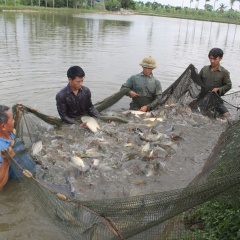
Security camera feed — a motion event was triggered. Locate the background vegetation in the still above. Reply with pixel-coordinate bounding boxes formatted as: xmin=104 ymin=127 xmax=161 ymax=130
xmin=1 ymin=0 xmax=240 ymax=24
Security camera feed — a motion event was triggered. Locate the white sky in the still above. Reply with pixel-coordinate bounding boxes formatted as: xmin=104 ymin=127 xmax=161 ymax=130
xmin=145 ymin=0 xmax=240 ymax=10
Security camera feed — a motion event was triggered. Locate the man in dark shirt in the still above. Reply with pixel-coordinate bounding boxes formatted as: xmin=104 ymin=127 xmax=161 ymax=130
xmin=56 ymin=66 xmax=100 ymax=126
xmin=198 ymin=48 xmax=232 ymax=117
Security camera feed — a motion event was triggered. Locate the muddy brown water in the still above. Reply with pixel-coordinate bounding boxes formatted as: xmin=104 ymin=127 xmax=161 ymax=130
xmin=0 ymin=11 xmax=240 ymax=239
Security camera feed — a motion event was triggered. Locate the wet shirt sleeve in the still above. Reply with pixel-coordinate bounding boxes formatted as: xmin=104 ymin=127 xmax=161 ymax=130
xmin=120 ymin=75 xmax=135 ymax=96
xmin=56 ymin=87 xmax=79 ymax=124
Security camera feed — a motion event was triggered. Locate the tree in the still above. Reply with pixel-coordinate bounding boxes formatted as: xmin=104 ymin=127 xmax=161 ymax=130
xmin=145 ymin=1 xmax=152 ymax=8
xmin=195 ymin=0 xmax=200 ymax=9
xmin=218 ymin=3 xmax=227 ymax=12
xmin=105 ymin=0 xmax=120 ymax=10
xmin=230 ymin=0 xmax=236 ymax=9
xmin=204 ymin=3 xmax=213 ymax=11
xmin=189 ymin=0 xmax=193 ymax=8
xmin=213 ymin=0 xmax=218 ymax=10
xmin=120 ymin=0 xmax=135 ymax=9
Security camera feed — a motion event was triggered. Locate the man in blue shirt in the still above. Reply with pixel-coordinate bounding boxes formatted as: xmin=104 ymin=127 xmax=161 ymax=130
xmin=0 ymin=105 xmax=36 ymax=190
xmin=0 ymin=105 xmax=15 ymax=189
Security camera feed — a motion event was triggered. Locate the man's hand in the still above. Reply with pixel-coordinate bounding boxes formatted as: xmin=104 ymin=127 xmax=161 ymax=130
xmin=80 ymin=122 xmax=88 ymax=128
xmin=212 ymin=88 xmax=219 ymax=93
xmin=7 ymin=147 xmax=15 ymax=158
xmin=129 ymin=91 xmax=139 ymax=98
xmin=140 ymin=106 xmax=148 ymax=112
xmin=14 ymin=103 xmax=24 ymax=129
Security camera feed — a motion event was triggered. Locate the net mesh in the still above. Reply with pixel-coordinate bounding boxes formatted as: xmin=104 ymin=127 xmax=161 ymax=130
xmin=2 ymin=64 xmax=240 ymax=240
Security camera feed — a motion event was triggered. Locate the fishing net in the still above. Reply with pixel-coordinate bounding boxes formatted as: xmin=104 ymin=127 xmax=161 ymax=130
xmin=2 ymin=64 xmax=240 ymax=240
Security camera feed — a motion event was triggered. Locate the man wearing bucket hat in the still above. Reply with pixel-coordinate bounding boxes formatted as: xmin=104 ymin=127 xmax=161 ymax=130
xmin=120 ymin=56 xmax=162 ymax=112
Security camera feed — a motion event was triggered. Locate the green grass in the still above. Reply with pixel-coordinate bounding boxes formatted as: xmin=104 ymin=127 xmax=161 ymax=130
xmin=1 ymin=5 xmax=240 ymax=25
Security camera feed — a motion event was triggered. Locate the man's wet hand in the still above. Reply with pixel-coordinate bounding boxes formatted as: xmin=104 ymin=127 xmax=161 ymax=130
xmin=129 ymin=91 xmax=139 ymax=98
xmin=212 ymin=88 xmax=219 ymax=93
xmin=80 ymin=122 xmax=88 ymax=128
xmin=140 ymin=106 xmax=148 ymax=112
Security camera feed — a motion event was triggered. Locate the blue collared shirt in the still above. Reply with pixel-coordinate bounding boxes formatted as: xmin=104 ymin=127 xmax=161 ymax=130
xmin=0 ymin=133 xmax=15 ymax=178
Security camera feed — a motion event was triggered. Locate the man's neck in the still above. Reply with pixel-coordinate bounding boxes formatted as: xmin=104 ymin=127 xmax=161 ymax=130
xmin=210 ymin=64 xmax=220 ymax=72
xmin=0 ymin=132 xmax=11 ymax=139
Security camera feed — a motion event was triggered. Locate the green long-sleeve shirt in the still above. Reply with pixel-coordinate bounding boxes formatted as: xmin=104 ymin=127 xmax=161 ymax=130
xmin=199 ymin=65 xmax=232 ymax=96
xmin=121 ymin=72 xmax=162 ymax=110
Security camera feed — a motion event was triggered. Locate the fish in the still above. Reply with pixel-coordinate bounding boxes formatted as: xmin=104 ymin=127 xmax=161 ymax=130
xmin=91 ymin=159 xmax=100 ymax=170
xmin=66 ymin=176 xmax=77 ymax=196
xmin=123 ymin=110 xmax=151 ymax=118
xmin=99 ymin=115 xmax=128 ymax=123
xmin=165 ymin=124 xmax=175 ymax=132
xmin=123 ymin=110 xmax=146 ymax=115
xmin=85 ymin=147 xmax=101 ymax=158
xmin=146 ymin=118 xmax=159 ymax=127
xmin=124 ymin=143 xmax=133 ymax=147
xmin=143 ymin=117 xmax=164 ymax=122
xmin=70 ymin=156 xmax=90 ymax=172
xmin=71 ymin=156 xmax=85 ymax=167
xmin=31 ymin=140 xmax=42 ymax=156
xmin=69 ymin=162 xmax=90 ymax=172
xmin=81 ymin=116 xmax=101 ymax=133
xmin=142 ymin=142 xmax=150 ymax=153
xmin=146 ymin=169 xmax=154 ymax=177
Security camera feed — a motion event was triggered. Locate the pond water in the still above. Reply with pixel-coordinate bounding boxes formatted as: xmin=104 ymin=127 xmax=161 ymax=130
xmin=0 ymin=11 xmax=240 ymax=239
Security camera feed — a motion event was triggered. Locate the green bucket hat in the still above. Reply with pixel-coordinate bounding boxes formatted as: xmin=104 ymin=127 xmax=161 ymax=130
xmin=139 ymin=56 xmax=157 ymax=69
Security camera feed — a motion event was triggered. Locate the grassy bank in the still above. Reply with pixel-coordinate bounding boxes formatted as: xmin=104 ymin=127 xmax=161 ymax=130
xmin=1 ymin=5 xmax=240 ymax=25
xmin=135 ymin=10 xmax=240 ymax=25
xmin=0 ymin=5 xmax=102 ymax=13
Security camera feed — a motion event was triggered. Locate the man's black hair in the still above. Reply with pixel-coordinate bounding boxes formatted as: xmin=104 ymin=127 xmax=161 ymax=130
xmin=208 ymin=48 xmax=224 ymax=59
xmin=67 ymin=66 xmax=85 ymax=80
xmin=0 ymin=105 xmax=10 ymax=124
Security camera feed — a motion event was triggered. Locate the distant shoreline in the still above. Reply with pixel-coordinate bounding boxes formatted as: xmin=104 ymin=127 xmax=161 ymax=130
xmin=1 ymin=5 xmax=240 ymax=25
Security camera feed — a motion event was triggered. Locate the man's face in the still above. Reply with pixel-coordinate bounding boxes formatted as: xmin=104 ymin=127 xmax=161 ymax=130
xmin=209 ymin=56 xmax=222 ymax=68
xmin=69 ymin=76 xmax=84 ymax=91
xmin=2 ymin=111 xmax=15 ymax=134
xmin=143 ymin=67 xmax=154 ymax=76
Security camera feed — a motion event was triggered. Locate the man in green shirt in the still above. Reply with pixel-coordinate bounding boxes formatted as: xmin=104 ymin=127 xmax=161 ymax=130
xmin=199 ymin=48 xmax=232 ymax=117
xmin=120 ymin=56 xmax=162 ymax=112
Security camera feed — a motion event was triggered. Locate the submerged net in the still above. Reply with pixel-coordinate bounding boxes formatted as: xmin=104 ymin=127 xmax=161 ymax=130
xmin=3 ymin=64 xmax=240 ymax=239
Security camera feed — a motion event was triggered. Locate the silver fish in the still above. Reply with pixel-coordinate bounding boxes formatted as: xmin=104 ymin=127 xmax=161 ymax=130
xmin=69 ymin=162 xmax=90 ymax=172
xmin=81 ymin=116 xmax=101 ymax=133
xmin=31 ymin=140 xmax=42 ymax=156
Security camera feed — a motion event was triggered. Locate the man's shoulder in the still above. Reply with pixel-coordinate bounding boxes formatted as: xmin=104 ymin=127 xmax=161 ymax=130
xmin=219 ymin=65 xmax=230 ymax=73
xmin=56 ymin=85 xmax=69 ymax=98
xmin=201 ymin=65 xmax=210 ymax=71
xmin=199 ymin=65 xmax=210 ymax=75
xmin=0 ymin=137 xmax=11 ymax=150
xmin=128 ymin=73 xmax=142 ymax=79
xmin=81 ymin=85 xmax=91 ymax=93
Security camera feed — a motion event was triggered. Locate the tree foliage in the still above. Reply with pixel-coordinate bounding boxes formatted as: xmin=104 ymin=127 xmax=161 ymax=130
xmin=105 ymin=0 xmax=120 ymax=11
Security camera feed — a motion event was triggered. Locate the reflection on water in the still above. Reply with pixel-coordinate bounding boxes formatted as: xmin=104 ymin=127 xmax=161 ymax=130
xmin=0 ymin=181 xmax=69 ymax=240
xmin=0 ymin=13 xmax=240 ymax=117
xmin=0 ymin=12 xmax=240 ymax=239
